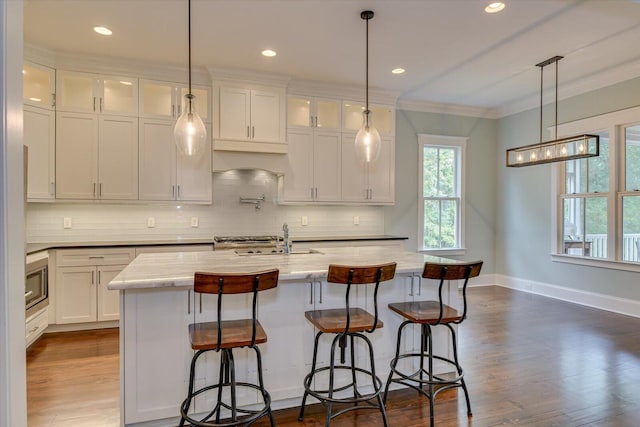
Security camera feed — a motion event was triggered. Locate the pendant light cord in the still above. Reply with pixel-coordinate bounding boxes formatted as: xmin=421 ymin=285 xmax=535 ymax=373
xmin=365 ymin=15 xmax=369 ymax=112
xmin=539 ymin=63 xmax=543 ymax=145
xmin=187 ymin=0 xmax=192 ymax=113
xmin=555 ymin=59 xmax=558 ymax=140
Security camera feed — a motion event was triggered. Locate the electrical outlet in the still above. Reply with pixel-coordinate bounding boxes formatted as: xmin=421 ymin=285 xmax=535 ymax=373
xmin=191 ymin=217 xmax=199 ymax=228
xmin=301 ymin=216 xmax=308 ymax=226
xmin=63 ymin=217 xmax=72 ymax=229
xmin=147 ymin=217 xmax=155 ymax=228
xmin=353 ymin=216 xmax=360 ymax=225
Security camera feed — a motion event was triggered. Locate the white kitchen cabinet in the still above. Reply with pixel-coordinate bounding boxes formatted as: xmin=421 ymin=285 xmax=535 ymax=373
xmin=287 ymin=96 xmax=341 ymax=131
xmin=214 ymin=82 xmax=286 ymax=153
xmin=341 ymin=134 xmax=395 ymax=204
xmin=25 ymin=306 xmax=49 ymax=348
xmin=56 ymin=70 xmax=138 ymax=116
xmin=55 ymin=248 xmax=134 ymax=325
xmin=24 ymin=105 xmax=55 ymax=200
xmin=343 ymin=101 xmax=394 ymax=137
xmin=138 ymin=118 xmax=212 ymax=203
xmin=139 ymin=79 xmax=210 ymax=122
xmin=282 ymin=128 xmax=341 ymax=202
xmin=55 ymin=112 xmax=138 ymax=200
xmin=23 ymin=62 xmax=55 ymax=110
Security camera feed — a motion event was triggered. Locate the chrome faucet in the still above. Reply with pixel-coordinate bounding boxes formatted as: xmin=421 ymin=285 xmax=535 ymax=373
xmin=282 ymin=223 xmax=290 ymax=255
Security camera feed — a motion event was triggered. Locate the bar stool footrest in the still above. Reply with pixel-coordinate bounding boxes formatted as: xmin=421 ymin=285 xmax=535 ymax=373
xmin=302 ymin=365 xmax=384 ymax=404
xmin=180 ymin=382 xmax=271 ymax=427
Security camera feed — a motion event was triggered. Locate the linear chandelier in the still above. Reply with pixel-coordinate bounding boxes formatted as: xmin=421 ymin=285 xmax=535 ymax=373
xmin=506 ymin=56 xmax=599 ymax=167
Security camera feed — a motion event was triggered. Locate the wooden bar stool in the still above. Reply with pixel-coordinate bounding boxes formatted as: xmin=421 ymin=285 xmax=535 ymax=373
xmin=179 ymin=269 xmax=279 ymax=427
xmin=383 ymin=261 xmax=482 ymax=427
xmin=298 ymin=262 xmax=397 ymax=427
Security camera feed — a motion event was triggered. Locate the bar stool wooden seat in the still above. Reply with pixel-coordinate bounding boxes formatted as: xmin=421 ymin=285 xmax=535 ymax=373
xmin=383 ymin=261 xmax=482 ymax=427
xmin=179 ymin=269 xmax=279 ymax=427
xmin=299 ymin=262 xmax=397 ymax=427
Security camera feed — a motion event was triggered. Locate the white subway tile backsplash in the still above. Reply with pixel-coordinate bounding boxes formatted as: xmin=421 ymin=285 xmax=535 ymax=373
xmin=26 ymin=170 xmax=385 ymax=243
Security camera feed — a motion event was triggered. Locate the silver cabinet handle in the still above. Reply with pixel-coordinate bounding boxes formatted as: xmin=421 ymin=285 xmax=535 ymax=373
xmin=99 ymin=183 xmax=102 ymax=197
xmin=319 ymin=281 xmax=323 ymax=304
xmin=28 ymin=326 xmax=39 ymax=334
xmin=93 ymin=183 xmax=97 ymax=198
xmin=247 ymin=126 xmax=250 ymax=138
xmin=177 ymin=185 xmax=181 ymax=199
xmin=172 ymin=185 xmax=175 ymax=198
xmin=91 ymin=270 xmax=95 ymax=285
xmin=100 ymin=97 xmax=103 ymax=112
xmin=24 ymin=291 xmax=34 ymax=299
xmin=252 ymin=126 xmax=255 ymax=138
xmin=98 ymin=270 xmax=101 ymax=284
xmin=417 ymin=275 xmax=421 ymax=296
xmin=187 ymin=290 xmax=191 ymax=315
xmin=409 ymin=275 xmax=414 ymax=296
xmin=314 ymin=116 xmax=318 ymax=127
xmin=199 ymin=294 xmax=202 ymax=314
xmin=172 ymin=104 xmax=175 ymax=117
xmin=50 ymin=182 xmax=55 ymax=196
xmin=88 ymin=256 xmax=104 ymax=259
xmin=52 ymin=93 xmax=56 ymax=108
xmin=309 ymin=282 xmax=313 ymax=305
xmin=93 ymin=96 xmax=96 ymax=112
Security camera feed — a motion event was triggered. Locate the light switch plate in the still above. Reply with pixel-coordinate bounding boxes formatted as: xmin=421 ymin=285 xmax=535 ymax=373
xmin=191 ymin=217 xmax=199 ymax=228
xmin=301 ymin=216 xmax=308 ymax=226
xmin=63 ymin=217 xmax=72 ymax=229
xmin=147 ymin=217 xmax=155 ymax=228
xmin=353 ymin=216 xmax=360 ymax=225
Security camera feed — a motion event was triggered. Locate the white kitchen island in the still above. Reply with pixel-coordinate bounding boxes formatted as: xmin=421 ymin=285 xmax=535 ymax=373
xmin=109 ymin=246 xmax=465 ymax=427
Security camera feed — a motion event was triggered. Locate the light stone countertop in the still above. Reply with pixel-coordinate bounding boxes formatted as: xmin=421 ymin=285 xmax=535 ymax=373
xmin=108 ymin=246 xmax=460 ymax=290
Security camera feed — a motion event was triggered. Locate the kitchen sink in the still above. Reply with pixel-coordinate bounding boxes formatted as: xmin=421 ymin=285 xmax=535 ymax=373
xmin=234 ymin=248 xmax=323 ymax=256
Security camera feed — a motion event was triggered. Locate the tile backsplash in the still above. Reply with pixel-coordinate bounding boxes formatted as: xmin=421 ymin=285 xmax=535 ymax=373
xmin=27 ymin=170 xmax=385 ymax=243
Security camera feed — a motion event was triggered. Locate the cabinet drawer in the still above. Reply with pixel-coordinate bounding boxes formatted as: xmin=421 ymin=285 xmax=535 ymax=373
xmin=26 ymin=307 xmax=48 ymax=348
xmin=135 ymin=244 xmax=213 ymax=256
xmin=57 ymin=247 xmax=135 ymax=267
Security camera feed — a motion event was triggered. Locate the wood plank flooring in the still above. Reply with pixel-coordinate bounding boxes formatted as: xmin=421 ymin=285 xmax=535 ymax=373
xmin=27 ymin=286 xmax=640 ymax=426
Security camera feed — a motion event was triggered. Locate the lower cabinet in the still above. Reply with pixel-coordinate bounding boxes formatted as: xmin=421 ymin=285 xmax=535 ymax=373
xmin=55 ymin=248 xmax=134 ymax=324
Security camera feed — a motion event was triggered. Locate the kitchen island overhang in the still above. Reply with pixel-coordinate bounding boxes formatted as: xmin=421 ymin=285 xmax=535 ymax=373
xmin=110 ymin=246 xmax=471 ymax=427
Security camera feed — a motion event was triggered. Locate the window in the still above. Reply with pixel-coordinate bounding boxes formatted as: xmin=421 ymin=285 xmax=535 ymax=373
xmin=418 ymin=134 xmax=466 ymax=252
xmin=555 ymin=106 xmax=640 ymax=269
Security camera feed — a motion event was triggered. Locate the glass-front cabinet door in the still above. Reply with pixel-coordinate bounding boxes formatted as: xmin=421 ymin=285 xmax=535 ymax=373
xmin=287 ymin=96 xmax=340 ymax=131
xmin=102 ymin=76 xmax=138 ymax=116
xmin=343 ymin=101 xmax=394 ymax=136
xmin=57 ymin=71 xmax=97 ymax=113
xmin=23 ymin=62 xmax=55 ymax=109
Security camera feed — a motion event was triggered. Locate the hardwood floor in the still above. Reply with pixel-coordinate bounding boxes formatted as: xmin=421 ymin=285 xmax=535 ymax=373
xmin=27 ymin=286 xmax=640 ymax=426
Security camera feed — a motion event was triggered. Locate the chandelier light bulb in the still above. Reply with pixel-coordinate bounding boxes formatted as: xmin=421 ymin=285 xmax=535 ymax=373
xmin=355 ymin=110 xmax=382 ymax=162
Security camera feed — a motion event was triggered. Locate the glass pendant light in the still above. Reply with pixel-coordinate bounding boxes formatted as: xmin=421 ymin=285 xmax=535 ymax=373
xmin=174 ymin=0 xmax=207 ymax=157
xmin=354 ymin=10 xmax=382 ymax=163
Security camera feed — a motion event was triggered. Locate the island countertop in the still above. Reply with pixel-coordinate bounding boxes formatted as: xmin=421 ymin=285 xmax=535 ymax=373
xmin=108 ymin=246 xmax=458 ymax=290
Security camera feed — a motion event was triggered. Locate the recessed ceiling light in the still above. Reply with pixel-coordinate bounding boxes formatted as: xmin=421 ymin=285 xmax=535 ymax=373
xmin=119 ymin=81 xmax=133 ymax=86
xmin=262 ymin=49 xmax=277 ymax=57
xmin=93 ymin=26 xmax=113 ymax=36
xmin=392 ymin=68 xmax=405 ymax=74
xmin=22 ymin=69 xmax=26 ymax=75
xmin=29 ymin=97 xmax=41 ymax=102
xmin=485 ymin=2 xmax=506 ymax=13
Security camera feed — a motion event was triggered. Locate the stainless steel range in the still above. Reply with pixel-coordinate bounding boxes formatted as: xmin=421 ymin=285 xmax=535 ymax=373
xmin=213 ymin=235 xmax=286 ymax=255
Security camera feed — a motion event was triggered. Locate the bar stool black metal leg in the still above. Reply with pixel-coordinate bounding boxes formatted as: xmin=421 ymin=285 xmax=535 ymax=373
xmin=349 ymin=334 xmax=359 ymax=403
xmin=362 ymin=333 xmax=388 ymax=427
xmin=384 ymin=321 xmax=410 ymax=404
xmin=446 ymin=324 xmax=472 ymax=416
xmin=426 ymin=325 xmax=435 ymax=427
xmin=180 ymin=349 xmax=204 ymax=426
xmin=299 ymin=331 xmax=323 ymax=421
xmin=325 ymin=333 xmax=342 ymax=427
xmin=253 ymin=345 xmax=275 ymax=427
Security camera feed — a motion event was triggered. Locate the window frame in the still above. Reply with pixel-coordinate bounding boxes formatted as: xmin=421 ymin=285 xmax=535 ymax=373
xmin=551 ymin=105 xmax=640 ymax=273
xmin=418 ymin=134 xmax=467 ymax=255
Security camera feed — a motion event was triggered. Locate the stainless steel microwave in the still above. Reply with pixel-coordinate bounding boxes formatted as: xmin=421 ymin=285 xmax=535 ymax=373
xmin=25 ymin=253 xmax=49 ymax=318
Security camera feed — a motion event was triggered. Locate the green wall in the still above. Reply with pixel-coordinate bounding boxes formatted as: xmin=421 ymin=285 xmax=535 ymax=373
xmin=496 ymin=76 xmax=640 ymax=300
xmin=385 ymin=109 xmax=498 ymax=274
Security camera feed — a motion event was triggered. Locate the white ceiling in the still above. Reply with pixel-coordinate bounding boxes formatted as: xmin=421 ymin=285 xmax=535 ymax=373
xmin=23 ymin=0 xmax=640 ymax=117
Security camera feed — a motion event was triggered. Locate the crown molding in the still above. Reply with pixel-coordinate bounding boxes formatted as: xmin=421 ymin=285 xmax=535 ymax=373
xmin=396 ymin=98 xmax=500 ymax=119
xmin=23 ymin=43 xmax=211 ymax=85
xmin=288 ymin=79 xmax=399 ymax=106
xmin=498 ymin=58 xmax=640 ymax=118
xmin=208 ymin=67 xmax=290 ymax=87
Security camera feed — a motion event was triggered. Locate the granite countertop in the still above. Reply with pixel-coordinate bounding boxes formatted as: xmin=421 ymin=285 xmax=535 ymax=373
xmin=108 ymin=246 xmax=456 ymax=291
xmin=26 ymin=235 xmax=408 ymax=255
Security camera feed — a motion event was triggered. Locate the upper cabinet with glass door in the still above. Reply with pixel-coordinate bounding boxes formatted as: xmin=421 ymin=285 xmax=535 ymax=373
xmin=287 ymin=96 xmax=341 ymax=131
xmin=139 ymin=79 xmax=210 ymax=122
xmin=56 ymin=70 xmax=138 ymax=116
xmin=342 ymin=101 xmax=394 ymax=137
xmin=23 ymin=62 xmax=55 ymax=110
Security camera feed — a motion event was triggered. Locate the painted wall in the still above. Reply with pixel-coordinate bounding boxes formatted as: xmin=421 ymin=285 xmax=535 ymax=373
xmin=385 ymin=109 xmax=498 ymax=274
xmin=496 ymin=76 xmax=640 ymax=301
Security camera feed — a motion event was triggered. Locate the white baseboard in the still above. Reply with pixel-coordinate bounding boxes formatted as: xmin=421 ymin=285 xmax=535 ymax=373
xmin=471 ymin=274 xmax=640 ymax=319
xmin=45 ymin=320 xmax=119 ymax=333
